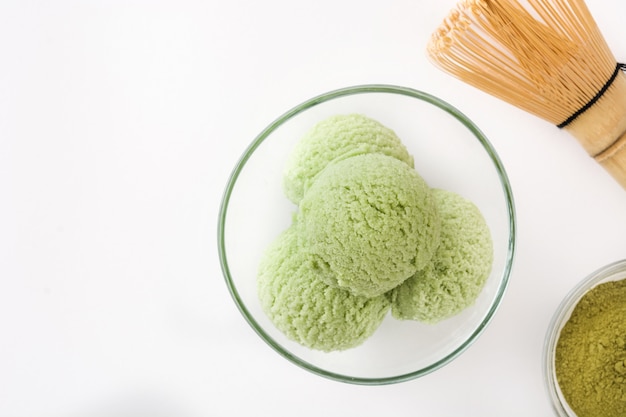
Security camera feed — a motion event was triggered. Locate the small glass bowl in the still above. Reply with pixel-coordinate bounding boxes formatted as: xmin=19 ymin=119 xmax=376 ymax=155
xmin=218 ymin=85 xmax=516 ymax=385
xmin=543 ymin=259 xmax=626 ymax=416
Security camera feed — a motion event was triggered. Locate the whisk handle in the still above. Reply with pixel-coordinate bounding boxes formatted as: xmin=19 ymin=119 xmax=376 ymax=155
xmin=564 ymin=71 xmax=626 ymax=190
xmin=595 ymin=130 xmax=626 ymax=190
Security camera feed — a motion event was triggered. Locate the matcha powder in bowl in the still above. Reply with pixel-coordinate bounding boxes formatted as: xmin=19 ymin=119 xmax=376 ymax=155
xmin=544 ymin=260 xmax=626 ymax=417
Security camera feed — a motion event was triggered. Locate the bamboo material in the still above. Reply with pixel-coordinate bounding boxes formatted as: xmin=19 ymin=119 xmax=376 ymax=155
xmin=571 ymin=71 xmax=626 ymax=187
xmin=427 ymin=0 xmax=626 ymax=189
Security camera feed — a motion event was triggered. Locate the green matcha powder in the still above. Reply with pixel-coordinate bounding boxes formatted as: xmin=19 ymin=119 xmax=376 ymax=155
xmin=555 ymin=279 xmax=626 ymax=417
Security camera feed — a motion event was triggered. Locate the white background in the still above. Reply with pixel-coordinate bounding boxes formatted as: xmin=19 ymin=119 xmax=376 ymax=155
xmin=1 ymin=1 xmax=625 ymax=416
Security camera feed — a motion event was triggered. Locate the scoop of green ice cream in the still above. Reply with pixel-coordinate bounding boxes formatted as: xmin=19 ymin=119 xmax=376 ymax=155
xmin=390 ymin=189 xmax=493 ymax=323
xmin=283 ymin=113 xmax=414 ymax=204
xmin=297 ymin=153 xmax=440 ymax=298
xmin=257 ymin=226 xmax=390 ymax=352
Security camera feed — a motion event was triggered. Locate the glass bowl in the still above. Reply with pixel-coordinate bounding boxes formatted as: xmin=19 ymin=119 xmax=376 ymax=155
xmin=218 ymin=84 xmax=516 ymax=385
xmin=543 ymin=259 xmax=626 ymax=416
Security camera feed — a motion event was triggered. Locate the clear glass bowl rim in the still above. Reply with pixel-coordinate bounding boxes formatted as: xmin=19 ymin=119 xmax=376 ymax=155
xmin=217 ymin=84 xmax=517 ymax=385
xmin=543 ymin=258 xmax=626 ymax=416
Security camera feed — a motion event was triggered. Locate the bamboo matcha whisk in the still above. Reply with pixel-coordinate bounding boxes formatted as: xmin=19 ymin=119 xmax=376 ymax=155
xmin=427 ymin=0 xmax=626 ymax=189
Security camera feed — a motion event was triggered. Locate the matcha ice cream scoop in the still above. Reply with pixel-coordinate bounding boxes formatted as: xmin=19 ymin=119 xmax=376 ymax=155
xmin=283 ymin=113 xmax=414 ymax=204
xmin=297 ymin=153 xmax=440 ymax=298
xmin=391 ymin=189 xmax=493 ymax=323
xmin=257 ymin=226 xmax=391 ymax=352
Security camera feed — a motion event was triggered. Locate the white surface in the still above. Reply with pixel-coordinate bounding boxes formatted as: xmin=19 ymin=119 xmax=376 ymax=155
xmin=1 ymin=1 xmax=625 ymax=416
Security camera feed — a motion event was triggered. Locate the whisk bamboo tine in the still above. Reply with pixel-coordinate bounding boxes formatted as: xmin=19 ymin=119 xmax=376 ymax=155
xmin=427 ymin=0 xmax=626 ymax=189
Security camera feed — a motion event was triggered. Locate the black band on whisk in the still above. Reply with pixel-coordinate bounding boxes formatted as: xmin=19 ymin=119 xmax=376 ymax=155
xmin=558 ymin=62 xmax=626 ymax=129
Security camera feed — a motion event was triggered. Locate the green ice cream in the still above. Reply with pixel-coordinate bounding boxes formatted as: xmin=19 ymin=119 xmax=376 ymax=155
xmin=391 ymin=189 xmax=493 ymax=323
xmin=257 ymin=113 xmax=495 ymax=351
xmin=257 ymin=226 xmax=391 ymax=352
xmin=297 ymin=153 xmax=440 ymax=298
xmin=283 ymin=114 xmax=414 ymax=204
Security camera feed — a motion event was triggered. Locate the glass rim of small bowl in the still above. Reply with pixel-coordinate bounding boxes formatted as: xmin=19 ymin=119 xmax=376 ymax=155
xmin=543 ymin=258 xmax=626 ymax=416
xmin=218 ymin=84 xmax=517 ymax=385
